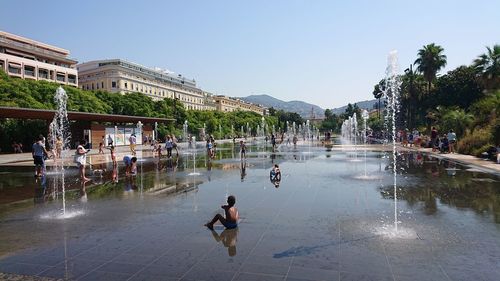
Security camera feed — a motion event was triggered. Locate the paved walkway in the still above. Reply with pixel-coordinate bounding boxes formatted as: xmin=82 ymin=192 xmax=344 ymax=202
xmin=0 ymin=138 xmax=244 ymax=167
xmin=1 ymin=142 xmax=499 ymax=175
xmin=403 ymin=145 xmax=500 ymax=175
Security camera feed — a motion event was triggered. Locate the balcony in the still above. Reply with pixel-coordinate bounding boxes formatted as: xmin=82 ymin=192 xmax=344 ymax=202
xmin=68 ymin=74 xmax=76 ymax=84
xmin=56 ymin=73 xmax=66 ymax=82
xmin=8 ymin=64 xmax=21 ymax=75
xmin=38 ymin=69 xmax=49 ymax=79
xmin=24 ymin=66 xmax=35 ymax=77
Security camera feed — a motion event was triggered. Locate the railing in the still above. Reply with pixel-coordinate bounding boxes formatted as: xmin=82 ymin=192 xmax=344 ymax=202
xmin=38 ymin=72 xmax=49 ymax=79
xmin=8 ymin=66 xmax=21 ymax=74
xmin=0 ymin=36 xmax=77 ymax=62
xmin=24 ymin=69 xmax=35 ymax=76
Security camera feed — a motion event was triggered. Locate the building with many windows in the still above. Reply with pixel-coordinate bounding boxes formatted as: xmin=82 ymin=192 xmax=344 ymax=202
xmin=77 ymin=59 xmax=214 ymax=111
xmin=213 ymin=95 xmax=266 ymax=115
xmin=0 ymin=30 xmax=78 ymax=86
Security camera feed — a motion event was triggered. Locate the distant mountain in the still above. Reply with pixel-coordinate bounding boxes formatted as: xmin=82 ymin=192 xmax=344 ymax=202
xmin=331 ymin=99 xmax=384 ymax=115
xmin=240 ymin=94 xmax=324 ymax=118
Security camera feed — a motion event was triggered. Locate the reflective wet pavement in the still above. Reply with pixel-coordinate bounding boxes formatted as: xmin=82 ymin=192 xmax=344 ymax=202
xmin=0 ymin=141 xmax=499 ymax=281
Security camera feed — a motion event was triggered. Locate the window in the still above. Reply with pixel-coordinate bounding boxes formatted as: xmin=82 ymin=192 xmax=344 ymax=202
xmin=8 ymin=63 xmax=21 ymax=74
xmin=124 ymin=82 xmax=128 ymax=89
xmin=111 ymin=81 xmax=117 ymax=88
xmin=92 ymin=83 xmax=94 ymax=90
xmin=56 ymin=72 xmax=65 ymax=82
xmin=68 ymin=75 xmax=76 ymax=84
xmin=24 ymin=65 xmax=35 ymax=77
xmin=101 ymin=82 xmax=104 ymax=88
xmin=38 ymin=68 xmax=48 ymax=79
xmin=96 ymin=82 xmax=99 ymax=89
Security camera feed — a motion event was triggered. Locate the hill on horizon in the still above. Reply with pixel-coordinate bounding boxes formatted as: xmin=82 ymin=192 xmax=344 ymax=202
xmin=240 ymin=94 xmax=325 ymax=118
xmin=330 ymin=99 xmax=384 ymax=115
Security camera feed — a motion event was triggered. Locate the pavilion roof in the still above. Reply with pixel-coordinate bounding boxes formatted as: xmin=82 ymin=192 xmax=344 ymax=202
xmin=0 ymin=106 xmax=174 ymax=123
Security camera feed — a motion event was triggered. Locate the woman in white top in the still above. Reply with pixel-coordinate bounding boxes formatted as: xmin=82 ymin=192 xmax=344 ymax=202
xmin=75 ymin=140 xmax=90 ymax=181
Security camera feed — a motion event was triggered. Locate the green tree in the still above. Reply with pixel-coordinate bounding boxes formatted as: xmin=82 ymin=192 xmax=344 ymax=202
xmin=414 ymin=43 xmax=447 ymax=94
xmin=473 ymin=44 xmax=500 ymax=90
xmin=433 ymin=66 xmax=483 ymax=109
xmin=438 ymin=107 xmax=474 ymax=138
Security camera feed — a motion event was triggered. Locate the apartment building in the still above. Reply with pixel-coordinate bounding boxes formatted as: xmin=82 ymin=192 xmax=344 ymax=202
xmin=213 ymin=95 xmax=266 ymax=115
xmin=0 ymin=30 xmax=78 ymax=86
xmin=77 ymin=59 xmax=214 ymax=110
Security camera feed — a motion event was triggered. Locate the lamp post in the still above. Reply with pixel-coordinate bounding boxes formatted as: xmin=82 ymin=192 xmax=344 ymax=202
xmin=404 ymin=64 xmax=414 ymax=129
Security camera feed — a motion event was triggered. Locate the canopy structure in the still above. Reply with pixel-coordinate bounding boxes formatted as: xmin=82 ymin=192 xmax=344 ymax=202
xmin=0 ymin=106 xmax=174 ymax=123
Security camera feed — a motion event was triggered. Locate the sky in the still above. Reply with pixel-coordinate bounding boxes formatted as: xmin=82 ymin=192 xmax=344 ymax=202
xmin=1 ymin=0 xmax=498 ymax=109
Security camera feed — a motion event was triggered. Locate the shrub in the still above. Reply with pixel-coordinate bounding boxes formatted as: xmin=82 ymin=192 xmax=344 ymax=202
xmin=457 ymin=127 xmax=493 ymax=155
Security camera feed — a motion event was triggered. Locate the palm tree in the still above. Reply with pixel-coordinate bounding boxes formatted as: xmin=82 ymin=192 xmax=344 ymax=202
xmin=414 ymin=43 xmax=447 ymax=94
xmin=473 ymin=44 xmax=500 ymax=90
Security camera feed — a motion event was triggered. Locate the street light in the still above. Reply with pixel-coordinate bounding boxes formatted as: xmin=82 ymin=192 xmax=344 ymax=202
xmin=404 ymin=64 xmax=414 ymax=128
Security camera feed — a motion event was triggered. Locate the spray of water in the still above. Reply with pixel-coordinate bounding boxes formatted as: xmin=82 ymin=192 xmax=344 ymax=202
xmin=384 ymin=50 xmax=402 ymax=232
xmin=48 ymin=87 xmax=72 ymax=216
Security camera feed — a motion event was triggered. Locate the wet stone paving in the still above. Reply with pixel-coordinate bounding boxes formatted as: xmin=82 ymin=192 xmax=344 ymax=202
xmin=0 ymin=142 xmax=499 ymax=281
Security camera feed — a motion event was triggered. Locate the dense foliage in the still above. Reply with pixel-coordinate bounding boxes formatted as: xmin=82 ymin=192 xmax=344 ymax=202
xmin=0 ymin=70 xmax=285 ymax=152
xmin=320 ymin=43 xmax=499 ymax=156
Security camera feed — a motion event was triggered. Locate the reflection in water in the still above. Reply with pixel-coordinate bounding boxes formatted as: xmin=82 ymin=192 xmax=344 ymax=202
xmin=207 ymin=159 xmax=212 ymax=182
xmin=79 ymin=180 xmax=87 ymax=203
xmin=379 ymin=151 xmax=500 ymax=223
xmin=240 ymin=160 xmax=246 ymax=182
xmin=1 ymin=143 xmax=499 ymax=226
xmin=210 ymin=228 xmax=238 ymax=256
xmin=34 ymin=175 xmax=48 ymax=204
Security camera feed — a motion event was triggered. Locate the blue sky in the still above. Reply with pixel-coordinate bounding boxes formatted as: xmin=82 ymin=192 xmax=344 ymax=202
xmin=1 ymin=0 xmax=498 ymax=109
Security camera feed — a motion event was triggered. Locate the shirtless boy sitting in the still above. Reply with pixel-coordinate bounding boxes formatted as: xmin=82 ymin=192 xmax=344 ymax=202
xmin=205 ymin=195 xmax=239 ymax=230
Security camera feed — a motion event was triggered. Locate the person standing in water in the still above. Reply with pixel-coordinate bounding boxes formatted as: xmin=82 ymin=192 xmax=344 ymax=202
xmin=33 ymin=136 xmax=49 ymax=177
xmin=75 ymin=140 xmax=90 ymax=182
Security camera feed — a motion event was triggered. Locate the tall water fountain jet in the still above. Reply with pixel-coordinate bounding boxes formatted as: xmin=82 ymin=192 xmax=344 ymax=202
xmin=362 ymin=110 xmax=369 ymax=177
xmin=183 ymin=121 xmax=188 ymax=142
xmin=384 ymin=50 xmax=402 ymax=232
xmin=261 ymin=117 xmax=266 ymax=137
xmin=352 ymin=113 xmax=358 ymax=156
xmin=46 ymin=87 xmax=82 ymax=219
xmin=49 ymin=87 xmax=71 ymax=162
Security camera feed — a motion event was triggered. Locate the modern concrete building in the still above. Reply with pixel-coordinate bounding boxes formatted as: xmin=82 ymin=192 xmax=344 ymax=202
xmin=77 ymin=59 xmax=214 ymax=111
xmin=213 ymin=95 xmax=266 ymax=115
xmin=0 ymin=30 xmax=78 ymax=86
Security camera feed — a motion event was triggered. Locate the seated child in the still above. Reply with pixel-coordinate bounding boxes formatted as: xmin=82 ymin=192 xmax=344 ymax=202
xmin=205 ymin=195 xmax=239 ymax=230
xmin=270 ymin=164 xmax=281 ymax=181
xmin=123 ymin=155 xmax=138 ymax=175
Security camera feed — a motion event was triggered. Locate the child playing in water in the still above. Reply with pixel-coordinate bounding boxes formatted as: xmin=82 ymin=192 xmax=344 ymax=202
xmin=239 ymin=140 xmax=246 ymax=159
xmin=270 ymin=164 xmax=281 ymax=181
xmin=123 ymin=155 xmax=138 ymax=176
xmin=205 ymin=195 xmax=239 ymax=230
xmin=107 ymin=145 xmax=117 ymax=166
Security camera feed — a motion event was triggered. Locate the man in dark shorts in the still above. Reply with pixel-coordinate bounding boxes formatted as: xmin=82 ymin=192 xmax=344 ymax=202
xmin=32 ymin=136 xmax=49 ymax=177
